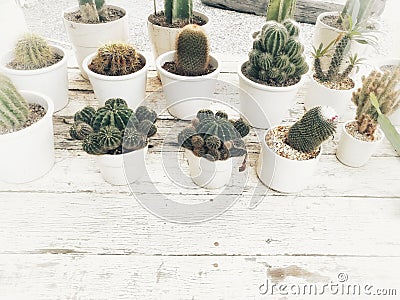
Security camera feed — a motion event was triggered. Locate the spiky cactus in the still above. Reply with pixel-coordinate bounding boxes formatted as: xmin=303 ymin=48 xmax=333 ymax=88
xmin=79 ymin=0 xmax=107 ymax=23
xmin=196 ymin=109 xmax=214 ymax=121
xmin=0 ymin=75 xmax=29 ymax=131
xmin=91 ymin=98 xmax=133 ymax=131
xmin=287 ymin=106 xmax=338 ymax=153
xmin=266 ymin=0 xmax=297 ymax=23
xmin=196 ymin=117 xmax=240 ymax=142
xmin=137 ymin=120 xmax=157 ymax=137
xmin=175 ymin=24 xmax=210 ymax=76
xmin=69 ymin=122 xmax=94 ymax=140
xmin=164 ymin=0 xmax=193 ymax=24
xmin=205 ymin=135 xmax=222 ymax=149
xmin=122 ymin=128 xmax=146 ymax=151
xmin=232 ymin=118 xmax=251 ymax=137
xmin=135 ymin=106 xmax=157 ymax=123
xmin=215 ymin=111 xmax=228 ymax=119
xmin=74 ymin=106 xmax=96 ymax=125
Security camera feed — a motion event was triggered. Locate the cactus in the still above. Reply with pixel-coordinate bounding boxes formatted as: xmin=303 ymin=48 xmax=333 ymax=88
xmin=0 ymin=75 xmax=30 ymax=131
xmin=205 ymin=135 xmax=222 ymax=149
xmin=196 ymin=109 xmax=214 ymax=121
xmin=232 ymin=118 xmax=250 ymax=137
xmin=196 ymin=117 xmax=240 ymax=142
xmin=193 ymin=146 xmax=206 ymax=157
xmin=91 ymin=98 xmax=133 ymax=131
xmin=74 ymin=106 xmax=96 ymax=125
xmin=137 ymin=120 xmax=157 ymax=137
xmin=287 ymin=106 xmax=338 ymax=153
xmin=11 ymin=33 xmax=58 ymax=70
xmin=78 ymin=0 xmax=107 ymax=23
xmin=82 ymin=133 xmax=106 ymax=155
xmin=122 ymin=128 xmax=146 ymax=151
xmin=135 ymin=106 xmax=157 ymax=123
xmin=224 ymin=139 xmax=247 ymax=157
xmin=191 ymin=135 xmax=204 ymax=149
xmin=175 ymin=24 xmax=210 ymax=76
xmin=164 ymin=0 xmax=193 ymax=24
xmin=69 ymin=122 xmax=94 ymax=140
xmin=215 ymin=111 xmax=228 ymax=119
xmin=89 ymin=42 xmax=143 ymax=76
xmin=205 ymin=148 xmax=220 ymax=161
xmin=97 ymin=126 xmax=122 ymax=151
xmin=266 ymin=0 xmax=297 ymax=22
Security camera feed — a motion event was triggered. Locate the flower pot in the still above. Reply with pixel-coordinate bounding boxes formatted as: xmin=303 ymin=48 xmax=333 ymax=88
xmin=336 ymin=120 xmax=384 ymax=167
xmin=256 ymin=125 xmax=321 ymax=193
xmin=83 ymin=52 xmax=148 ymax=109
xmin=156 ymin=50 xmax=221 ymax=120
xmin=62 ymin=5 xmax=128 ymax=79
xmin=185 ymin=149 xmax=233 ymax=189
xmin=0 ymin=45 xmax=69 ymax=112
xmin=238 ymin=61 xmax=305 ymax=129
xmin=0 ymin=90 xmax=55 ymax=183
xmin=95 ymin=146 xmax=148 ymax=185
xmin=305 ymin=75 xmax=355 ymax=121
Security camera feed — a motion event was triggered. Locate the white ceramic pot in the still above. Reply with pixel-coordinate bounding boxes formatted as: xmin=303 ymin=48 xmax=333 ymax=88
xmin=238 ymin=62 xmax=305 ymax=129
xmin=305 ymin=75 xmax=355 ymax=121
xmin=63 ymin=5 xmax=128 ymax=78
xmin=336 ymin=120 xmax=384 ymax=167
xmin=83 ymin=52 xmax=148 ymax=108
xmin=256 ymin=125 xmax=321 ymax=193
xmin=95 ymin=146 xmax=148 ymax=185
xmin=156 ymin=50 xmax=221 ymax=120
xmin=185 ymin=149 xmax=232 ymax=189
xmin=0 ymin=90 xmax=55 ymax=183
xmin=147 ymin=11 xmax=209 ymax=62
xmin=0 ymin=45 xmax=69 ymax=112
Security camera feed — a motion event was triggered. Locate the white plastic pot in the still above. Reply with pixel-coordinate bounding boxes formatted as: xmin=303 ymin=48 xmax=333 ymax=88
xmin=156 ymin=50 xmax=221 ymax=120
xmin=95 ymin=146 xmax=148 ymax=185
xmin=0 ymin=45 xmax=68 ymax=112
xmin=256 ymin=126 xmax=321 ymax=193
xmin=238 ymin=62 xmax=305 ymax=129
xmin=63 ymin=5 xmax=128 ymax=78
xmin=0 ymin=90 xmax=55 ymax=183
xmin=83 ymin=52 xmax=148 ymax=108
xmin=185 ymin=149 xmax=232 ymax=189
xmin=336 ymin=120 xmax=384 ymax=167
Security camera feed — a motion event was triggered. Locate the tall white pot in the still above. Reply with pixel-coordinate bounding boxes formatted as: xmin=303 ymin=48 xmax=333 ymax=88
xmin=0 ymin=91 xmax=55 ymax=183
xmin=0 ymin=45 xmax=69 ymax=112
xmin=62 ymin=5 xmax=128 ymax=78
xmin=83 ymin=52 xmax=148 ymax=109
xmin=156 ymin=50 xmax=221 ymax=120
xmin=238 ymin=62 xmax=305 ymax=129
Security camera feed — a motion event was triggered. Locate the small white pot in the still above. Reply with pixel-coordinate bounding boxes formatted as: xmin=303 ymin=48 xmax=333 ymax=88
xmin=0 ymin=90 xmax=55 ymax=183
xmin=238 ymin=61 xmax=305 ymax=129
xmin=147 ymin=11 xmax=209 ymax=62
xmin=95 ymin=146 xmax=148 ymax=185
xmin=185 ymin=149 xmax=232 ymax=189
xmin=336 ymin=120 xmax=384 ymax=167
xmin=83 ymin=52 xmax=148 ymax=109
xmin=305 ymin=75 xmax=355 ymax=121
xmin=0 ymin=45 xmax=68 ymax=112
xmin=256 ymin=126 xmax=321 ymax=193
xmin=62 ymin=5 xmax=128 ymax=78
xmin=156 ymin=50 xmax=221 ymax=120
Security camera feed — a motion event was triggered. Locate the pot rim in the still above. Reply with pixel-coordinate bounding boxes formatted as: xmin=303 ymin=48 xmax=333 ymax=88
xmin=62 ymin=5 xmax=127 ymax=26
xmin=342 ymin=120 xmax=384 ymax=144
xmin=317 ymin=11 xmax=381 ymax=33
xmin=95 ymin=144 xmax=148 ymax=161
xmin=309 ymin=72 xmax=355 ymax=92
xmin=147 ymin=11 xmax=209 ymax=28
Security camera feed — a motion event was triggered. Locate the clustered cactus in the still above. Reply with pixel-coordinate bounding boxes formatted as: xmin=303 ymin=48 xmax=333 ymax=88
xmin=69 ymin=98 xmax=157 ymax=155
xmin=78 ymin=0 xmax=107 ymax=23
xmin=164 ymin=0 xmax=193 ymax=24
xmin=0 ymin=75 xmax=29 ymax=132
xmin=178 ymin=109 xmax=250 ymax=161
xmin=352 ymin=68 xmax=400 ymax=138
xmin=175 ymin=24 xmax=210 ymax=76
xmin=286 ymin=106 xmax=338 ymax=153
xmin=89 ymin=42 xmax=143 ymax=76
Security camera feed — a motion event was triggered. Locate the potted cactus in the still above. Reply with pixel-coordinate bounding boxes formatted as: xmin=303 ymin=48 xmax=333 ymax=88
xmin=336 ymin=68 xmax=400 ymax=167
xmin=63 ymin=0 xmax=128 ymax=78
xmin=82 ymin=42 xmax=149 ymax=109
xmin=69 ymin=98 xmax=157 ymax=185
xmin=0 ymin=75 xmax=55 ymax=183
xmin=0 ymin=33 xmax=68 ymax=112
xmin=177 ymin=109 xmax=250 ymax=189
xmin=156 ymin=24 xmax=221 ymax=120
xmin=147 ymin=0 xmax=209 ymax=62
xmin=257 ymin=106 xmax=338 ymax=193
xmin=238 ymin=0 xmax=309 ymax=129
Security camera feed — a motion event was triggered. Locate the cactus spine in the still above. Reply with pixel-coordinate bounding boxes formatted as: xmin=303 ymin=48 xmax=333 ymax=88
xmin=164 ymin=0 xmax=193 ymax=24
xmin=78 ymin=0 xmax=107 ymax=23
xmin=266 ymin=0 xmax=297 ymax=22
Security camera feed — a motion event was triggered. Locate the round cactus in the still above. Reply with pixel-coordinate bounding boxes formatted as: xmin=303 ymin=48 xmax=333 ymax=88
xmin=74 ymin=106 xmax=96 ymax=126
xmin=262 ymin=22 xmax=288 ymax=56
xmin=69 ymin=122 xmax=94 ymax=140
xmin=137 ymin=120 xmax=157 ymax=137
xmin=219 ymin=145 xmax=230 ymax=160
xmin=178 ymin=126 xmax=197 ymax=148
xmin=191 ymin=135 xmax=204 ymax=149
xmin=97 ymin=126 xmax=122 ymax=151
xmin=205 ymin=135 xmax=222 ymax=149
xmin=196 ymin=117 xmax=240 ymax=142
xmin=122 ymin=128 xmax=146 ymax=151
xmin=135 ymin=106 xmax=157 ymax=123
xmin=196 ymin=109 xmax=214 ymax=122
xmin=215 ymin=111 xmax=228 ymax=119
xmin=92 ymin=98 xmax=133 ymax=131
xmin=193 ymin=147 xmax=207 ymax=157
xmin=205 ymin=148 xmax=220 ymax=161
xmin=282 ymin=19 xmax=299 ymax=37
xmin=82 ymin=133 xmax=106 ymax=155
xmin=232 ymin=118 xmax=250 ymax=137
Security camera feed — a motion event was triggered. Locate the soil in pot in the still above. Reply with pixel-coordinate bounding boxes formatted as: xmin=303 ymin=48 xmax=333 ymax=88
xmin=321 ymin=14 xmax=378 ymax=31
xmin=148 ymin=11 xmax=206 ymax=28
xmin=162 ymin=61 xmax=215 ymax=76
xmin=313 ymin=74 xmax=354 ymax=90
xmin=64 ymin=6 xmax=125 ymax=24
xmin=345 ymin=120 xmax=382 ymax=142
xmin=0 ymin=103 xmax=45 ymax=135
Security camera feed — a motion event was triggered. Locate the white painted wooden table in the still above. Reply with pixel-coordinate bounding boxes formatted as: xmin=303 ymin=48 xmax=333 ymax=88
xmin=0 ymin=53 xmax=399 ymax=299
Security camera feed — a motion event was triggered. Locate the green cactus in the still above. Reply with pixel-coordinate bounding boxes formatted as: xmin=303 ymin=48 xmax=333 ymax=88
xmin=232 ymin=118 xmax=250 ymax=138
xmin=91 ymin=98 xmax=133 ymax=131
xmin=0 ymin=75 xmax=29 ymax=131
xmin=191 ymin=135 xmax=204 ymax=149
xmin=82 ymin=133 xmax=107 ymax=155
xmin=69 ymin=122 xmax=94 ymax=140
xmin=287 ymin=106 xmax=338 ymax=153
xmin=224 ymin=139 xmax=247 ymax=157
xmin=196 ymin=109 xmax=214 ymax=121
xmin=74 ymin=106 xmax=96 ymax=125
xmin=122 ymin=128 xmax=146 ymax=151
xmin=135 ymin=106 xmax=157 ymax=123
xmin=137 ymin=120 xmax=157 ymax=137
xmin=175 ymin=24 xmax=210 ymax=76
xmin=196 ymin=117 xmax=240 ymax=142
xmin=178 ymin=126 xmax=197 ymax=149
xmin=78 ymin=0 xmax=107 ymax=23
xmin=205 ymin=135 xmax=222 ymax=149
xmin=11 ymin=33 xmax=58 ymax=70
xmin=266 ymin=0 xmax=297 ymax=22
xmin=282 ymin=19 xmax=299 ymax=37
xmin=97 ymin=126 xmax=122 ymax=151
xmin=164 ymin=0 xmax=193 ymax=24
xmin=215 ymin=111 xmax=228 ymax=119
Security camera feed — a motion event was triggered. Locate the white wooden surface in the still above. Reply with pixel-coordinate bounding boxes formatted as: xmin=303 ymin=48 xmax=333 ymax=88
xmin=0 ymin=53 xmax=399 ymax=299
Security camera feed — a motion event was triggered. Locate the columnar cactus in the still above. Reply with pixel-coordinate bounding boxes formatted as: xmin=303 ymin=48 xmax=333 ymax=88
xmin=287 ymin=106 xmax=338 ymax=153
xmin=0 ymin=75 xmax=29 ymax=131
xmin=79 ymin=0 xmax=107 ymax=23
xmin=175 ymin=24 xmax=210 ymax=76
xmin=266 ymin=0 xmax=297 ymax=23
xmin=89 ymin=42 xmax=142 ymax=76
xmin=164 ymin=0 xmax=193 ymax=24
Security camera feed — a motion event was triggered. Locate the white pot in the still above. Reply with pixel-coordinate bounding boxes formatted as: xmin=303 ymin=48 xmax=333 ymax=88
xmin=185 ymin=149 xmax=232 ymax=189
xmin=156 ymin=50 xmax=221 ymax=120
xmin=336 ymin=120 xmax=384 ymax=167
xmin=95 ymin=146 xmax=148 ymax=185
xmin=238 ymin=61 xmax=305 ymax=129
xmin=0 ymin=90 xmax=55 ymax=183
xmin=147 ymin=11 xmax=209 ymax=61
xmin=0 ymin=45 xmax=69 ymax=112
xmin=256 ymin=126 xmax=321 ymax=193
xmin=83 ymin=52 xmax=148 ymax=109
xmin=62 ymin=5 xmax=129 ymax=78
xmin=305 ymin=75 xmax=355 ymax=121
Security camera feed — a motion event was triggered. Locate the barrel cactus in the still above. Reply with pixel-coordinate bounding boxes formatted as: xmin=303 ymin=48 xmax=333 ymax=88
xmin=74 ymin=106 xmax=96 ymax=125
xmin=137 ymin=120 xmax=157 ymax=137
xmin=136 ymin=106 xmax=157 ymax=123
xmin=78 ymin=0 xmax=107 ymax=23
xmin=122 ymin=127 xmax=146 ymax=151
xmin=69 ymin=122 xmax=94 ymax=140
xmin=91 ymin=98 xmax=133 ymax=131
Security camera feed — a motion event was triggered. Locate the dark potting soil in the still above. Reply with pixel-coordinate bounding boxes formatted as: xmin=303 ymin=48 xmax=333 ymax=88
xmin=321 ymin=15 xmax=343 ymax=30
xmin=0 ymin=103 xmax=46 ymax=135
xmin=148 ymin=12 xmax=207 ymax=28
xmin=162 ymin=61 xmax=216 ymax=76
xmin=88 ymin=56 xmax=146 ymax=76
xmin=8 ymin=53 xmax=63 ymax=71
xmin=64 ymin=6 xmax=125 ymax=24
